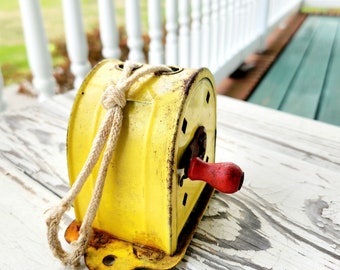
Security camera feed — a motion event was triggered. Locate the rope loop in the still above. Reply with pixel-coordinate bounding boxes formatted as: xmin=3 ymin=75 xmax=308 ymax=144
xmin=101 ymin=83 xmax=126 ymax=109
xmin=45 ymin=61 xmax=172 ymax=268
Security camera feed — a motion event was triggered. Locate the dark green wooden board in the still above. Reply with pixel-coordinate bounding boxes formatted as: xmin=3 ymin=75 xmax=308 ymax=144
xmin=248 ymin=16 xmax=340 ymax=126
xmin=279 ymin=16 xmax=337 ymax=118
xmin=316 ymin=19 xmax=340 ymax=126
xmin=248 ymin=16 xmax=319 ymax=109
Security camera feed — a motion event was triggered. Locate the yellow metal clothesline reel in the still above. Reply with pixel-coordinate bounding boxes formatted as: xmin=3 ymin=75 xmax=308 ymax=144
xmin=65 ymin=59 xmax=243 ymax=269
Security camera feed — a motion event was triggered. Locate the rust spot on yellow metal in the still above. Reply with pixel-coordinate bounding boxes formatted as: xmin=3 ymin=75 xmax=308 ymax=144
xmin=183 ymin=68 xmax=203 ymax=95
xmin=65 ymin=183 xmax=214 ymax=269
xmin=90 ymin=229 xmax=115 ymax=250
xmin=64 ymin=220 xmax=80 ymax=243
xmin=132 ymin=245 xmax=166 ymax=262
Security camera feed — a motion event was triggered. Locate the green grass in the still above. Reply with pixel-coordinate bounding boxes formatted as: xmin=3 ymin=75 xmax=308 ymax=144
xmin=0 ymin=0 xmax=97 ymax=85
xmin=1 ymin=45 xmax=29 ymax=84
xmin=301 ymin=6 xmax=340 ymax=14
xmin=0 ymin=0 xmax=145 ymax=86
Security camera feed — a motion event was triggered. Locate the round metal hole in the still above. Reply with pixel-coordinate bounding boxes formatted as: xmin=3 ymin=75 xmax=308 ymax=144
xmin=166 ymin=66 xmax=183 ymax=74
xmin=182 ymin=193 xmax=188 ymax=206
xmin=156 ymin=65 xmax=183 ymax=75
xmin=168 ymin=66 xmax=180 ymax=72
xmin=206 ymin=91 xmax=210 ymax=103
xmin=102 ymin=255 xmax=116 ymax=266
xmin=181 ymin=118 xmax=188 ymax=134
xmin=115 ymin=63 xmax=142 ymax=71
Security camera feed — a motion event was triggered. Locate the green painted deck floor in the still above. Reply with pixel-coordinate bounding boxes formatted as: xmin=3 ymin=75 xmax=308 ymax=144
xmin=248 ymin=15 xmax=340 ymax=126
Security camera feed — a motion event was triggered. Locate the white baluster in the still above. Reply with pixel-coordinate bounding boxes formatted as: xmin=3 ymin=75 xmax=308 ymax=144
xmin=190 ymin=0 xmax=201 ymax=68
xmin=239 ymin=0 xmax=247 ymax=47
xmin=226 ymin=0 xmax=234 ymax=58
xmin=19 ymin=0 xmax=56 ymax=100
xmin=245 ymin=0 xmax=253 ymax=43
xmin=210 ymin=0 xmax=220 ymax=71
xmin=62 ymin=0 xmax=91 ymax=90
xmin=0 ymin=69 xmax=6 ymax=112
xmin=248 ymin=0 xmax=256 ymax=41
xmin=251 ymin=0 xmax=258 ymax=37
xmin=219 ymin=0 xmax=227 ymax=65
xmin=234 ymin=1 xmax=241 ymax=49
xmin=148 ymin=0 xmax=164 ymax=64
xmin=201 ymin=0 xmax=211 ymax=68
xmin=178 ymin=0 xmax=190 ymax=67
xmin=243 ymin=0 xmax=250 ymax=44
xmin=165 ymin=0 xmax=178 ymax=65
xmin=98 ymin=0 xmax=121 ymax=59
xmin=257 ymin=0 xmax=270 ymax=52
xmin=125 ymin=0 xmax=145 ymax=62
xmin=269 ymin=0 xmax=275 ymax=21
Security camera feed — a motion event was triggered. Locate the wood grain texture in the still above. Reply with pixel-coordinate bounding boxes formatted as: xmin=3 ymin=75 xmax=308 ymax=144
xmin=248 ymin=15 xmax=317 ymax=109
xmin=0 ymin=92 xmax=339 ymax=269
xmin=279 ymin=16 xmax=337 ymax=118
xmin=316 ymin=17 xmax=340 ymax=126
xmin=249 ymin=16 xmax=340 ymax=125
xmin=0 ymin=92 xmax=75 ymax=198
xmin=0 ymin=158 xmax=74 ymax=270
xmin=175 ymin=96 xmax=340 ymax=269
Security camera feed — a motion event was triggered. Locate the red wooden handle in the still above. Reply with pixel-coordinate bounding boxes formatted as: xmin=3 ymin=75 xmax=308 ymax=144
xmin=187 ymin=157 xmax=244 ymax=193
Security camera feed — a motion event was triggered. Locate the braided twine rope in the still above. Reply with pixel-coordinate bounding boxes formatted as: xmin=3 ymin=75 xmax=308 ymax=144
xmin=45 ymin=61 xmax=171 ymax=268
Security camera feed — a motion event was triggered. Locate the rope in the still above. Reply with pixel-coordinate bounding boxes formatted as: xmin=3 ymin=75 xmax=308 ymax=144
xmin=45 ymin=61 xmax=172 ymax=268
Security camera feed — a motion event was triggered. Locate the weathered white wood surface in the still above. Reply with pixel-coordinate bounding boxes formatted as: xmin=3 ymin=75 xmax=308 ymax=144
xmin=0 ymin=93 xmax=339 ymax=269
xmin=0 ymin=157 xmax=74 ymax=270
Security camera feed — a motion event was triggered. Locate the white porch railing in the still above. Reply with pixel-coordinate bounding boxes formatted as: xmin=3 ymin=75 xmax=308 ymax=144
xmin=2 ymin=0 xmax=330 ymax=112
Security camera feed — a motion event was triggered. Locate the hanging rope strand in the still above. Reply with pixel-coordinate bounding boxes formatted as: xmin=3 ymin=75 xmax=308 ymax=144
xmin=67 ymin=107 xmax=123 ymax=266
xmin=46 ymin=61 xmax=171 ymax=268
xmin=46 ymin=109 xmax=115 ymax=263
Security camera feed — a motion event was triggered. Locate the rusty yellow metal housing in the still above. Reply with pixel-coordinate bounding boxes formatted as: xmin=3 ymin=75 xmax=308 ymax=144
xmin=66 ymin=59 xmax=216 ymax=269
